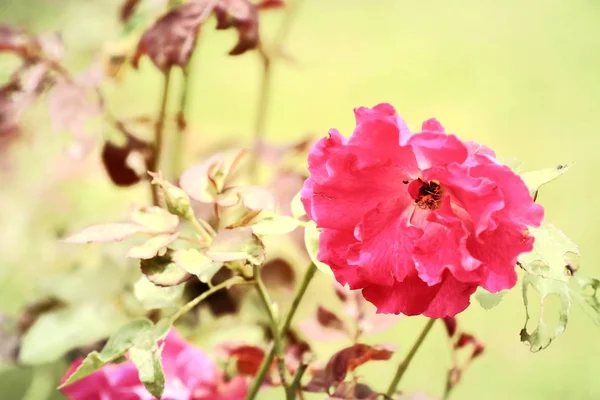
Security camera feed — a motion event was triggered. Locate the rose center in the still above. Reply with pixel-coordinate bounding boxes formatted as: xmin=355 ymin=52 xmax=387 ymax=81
xmin=406 ymin=178 xmax=443 ymax=210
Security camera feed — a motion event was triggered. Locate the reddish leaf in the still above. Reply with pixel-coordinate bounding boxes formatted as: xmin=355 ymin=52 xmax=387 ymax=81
xmin=305 ymin=344 xmax=395 ymax=391
xmin=317 ymin=306 xmax=346 ymax=332
xmin=454 ymin=333 xmax=476 ymax=349
xmin=330 ymin=381 xmax=378 ymax=400
xmin=214 ymin=0 xmax=260 ymax=55
xmin=260 ymin=258 xmax=295 ymax=290
xmin=102 ymin=127 xmax=154 ymax=186
xmin=0 ymin=25 xmax=36 ymax=59
xmin=120 ymin=0 xmax=142 ymax=22
xmin=442 ymin=317 xmax=457 ymax=338
xmin=255 ymin=0 xmax=285 ymax=10
xmin=219 ymin=343 xmax=266 ymax=376
xmin=472 ymin=343 xmax=485 ymax=359
xmin=132 ymin=1 xmax=217 ymax=71
xmin=63 ymin=223 xmax=151 ymax=244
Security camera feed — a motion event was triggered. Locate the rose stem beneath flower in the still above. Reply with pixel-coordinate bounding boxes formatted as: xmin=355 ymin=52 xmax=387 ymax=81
xmin=149 ymin=68 xmax=172 ymax=205
xmin=253 ymin=263 xmax=289 ymax=389
xmin=386 ymin=318 xmax=437 ymax=397
xmin=247 ymin=262 xmax=318 ymax=400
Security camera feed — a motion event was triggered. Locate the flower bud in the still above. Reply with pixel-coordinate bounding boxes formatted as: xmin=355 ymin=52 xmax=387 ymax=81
xmin=148 ymin=171 xmax=195 ymax=221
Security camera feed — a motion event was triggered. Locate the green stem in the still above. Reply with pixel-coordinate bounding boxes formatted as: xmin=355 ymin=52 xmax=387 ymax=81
xmin=286 ymin=363 xmax=308 ymax=400
xmin=172 ymin=65 xmax=190 ymax=179
xmin=171 ymin=276 xmax=251 ymax=322
xmin=246 ymin=262 xmax=317 ymax=400
xmin=386 ymin=318 xmax=436 ymax=397
xmin=149 ymin=69 xmax=172 ymax=205
xmin=253 ymin=264 xmax=288 ymax=390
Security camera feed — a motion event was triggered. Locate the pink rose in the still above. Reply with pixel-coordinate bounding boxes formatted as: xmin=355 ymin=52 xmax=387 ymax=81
xmin=301 ymin=103 xmax=543 ymax=317
xmin=60 ymin=329 xmax=248 ymax=400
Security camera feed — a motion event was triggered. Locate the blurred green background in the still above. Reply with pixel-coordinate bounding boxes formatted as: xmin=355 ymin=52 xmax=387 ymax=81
xmin=1 ymin=0 xmax=599 ymax=399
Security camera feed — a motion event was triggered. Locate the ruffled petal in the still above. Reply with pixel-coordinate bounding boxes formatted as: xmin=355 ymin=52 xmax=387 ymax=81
xmin=362 ymin=273 xmax=476 ymax=318
xmin=407 ymin=132 xmax=468 ymax=170
xmin=354 ymin=103 xmax=412 ymax=145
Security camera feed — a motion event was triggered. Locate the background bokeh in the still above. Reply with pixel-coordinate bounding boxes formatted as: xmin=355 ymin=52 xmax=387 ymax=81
xmin=1 ymin=0 xmax=599 ymax=399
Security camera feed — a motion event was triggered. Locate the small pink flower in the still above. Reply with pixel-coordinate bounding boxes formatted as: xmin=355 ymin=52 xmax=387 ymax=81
xmin=301 ymin=103 xmax=543 ymax=318
xmin=60 ymin=329 xmax=248 ymax=400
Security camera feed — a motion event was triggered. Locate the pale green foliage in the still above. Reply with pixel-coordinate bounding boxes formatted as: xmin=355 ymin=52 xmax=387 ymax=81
xmin=173 ymin=248 xmax=222 ymax=283
xmin=291 ymin=190 xmax=306 ymax=220
xmin=207 ymin=227 xmax=266 ymax=265
xmin=129 ymin=206 xmax=179 ymax=232
xmin=475 ymin=288 xmax=506 ymax=310
xmin=133 ymin=276 xmax=183 ymax=310
xmin=127 ymin=233 xmax=179 ymax=259
xmin=19 ymin=302 xmax=128 ymax=365
xmin=520 ymin=163 xmax=571 ymax=198
xmin=518 ymin=223 xmax=578 ymax=352
xmin=250 ymin=215 xmax=300 ymax=236
xmin=59 ymin=318 xmax=167 ymax=398
xmin=304 ymin=220 xmax=333 ymax=275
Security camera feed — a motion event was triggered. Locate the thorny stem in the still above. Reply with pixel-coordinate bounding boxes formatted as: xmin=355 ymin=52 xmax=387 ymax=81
xmin=246 ymin=262 xmax=318 ymax=400
xmin=253 ymin=264 xmax=289 ymax=390
xmin=149 ymin=69 xmax=172 ymax=205
xmin=249 ymin=0 xmax=305 ymax=180
xmin=386 ymin=318 xmax=437 ymax=397
xmin=170 ymin=276 xmax=252 ymax=322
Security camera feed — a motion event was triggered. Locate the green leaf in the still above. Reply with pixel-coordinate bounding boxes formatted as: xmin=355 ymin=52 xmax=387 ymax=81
xmin=304 ymin=221 xmax=333 ymax=275
xmin=154 ymin=318 xmax=172 ymax=340
xmin=133 ymin=276 xmax=184 ymax=310
xmin=63 ymin=223 xmax=149 ymax=244
xmin=240 ymin=186 xmax=275 ymax=211
xmin=130 ymin=346 xmax=165 ymax=399
xmin=127 ymin=233 xmax=179 ymax=259
xmin=59 ymin=319 xmax=156 ymax=389
xmin=140 ymin=251 xmax=192 ymax=287
xmin=475 ymin=288 xmax=506 ymax=310
xmin=520 ymin=163 xmax=571 ymax=198
xmin=19 ymin=302 xmax=128 ymax=365
xmin=57 ymin=351 xmax=106 ymax=389
xmin=129 ymin=206 xmax=179 ymax=232
xmin=291 ymin=190 xmax=306 ymax=219
xmin=520 ymin=262 xmax=571 ymax=352
xmin=570 ymin=276 xmax=600 ymax=325
xmin=207 ymin=227 xmax=266 ymax=265
xmin=251 ymin=215 xmax=299 ymax=236
xmin=173 ymin=248 xmax=222 ymax=283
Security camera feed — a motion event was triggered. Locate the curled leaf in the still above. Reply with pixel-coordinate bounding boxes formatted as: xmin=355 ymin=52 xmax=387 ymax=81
xmin=214 ymin=0 xmax=260 ymax=55
xmin=304 ymin=220 xmax=333 ymax=275
xmin=129 ymin=344 xmax=165 ymax=399
xmin=140 ymin=251 xmax=192 ymax=287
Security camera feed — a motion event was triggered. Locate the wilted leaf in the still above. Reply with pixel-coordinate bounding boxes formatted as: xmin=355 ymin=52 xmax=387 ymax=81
xmin=300 ymin=306 xmax=349 ymax=342
xmin=130 ymin=206 xmax=179 ymax=232
xmin=214 ymin=0 xmax=260 ymax=55
xmin=520 ymin=163 xmax=570 ymax=199
xmin=520 ymin=264 xmax=570 ymax=352
xmin=173 ymin=248 xmax=223 ymax=283
xmin=132 ymin=1 xmax=216 ymax=71
xmin=304 ymin=221 xmax=333 ymax=275
xmin=127 ymin=233 xmax=178 ymax=259
xmin=130 ymin=345 xmax=165 ymax=399
xmin=102 ymin=129 xmax=154 ymax=187
xmin=63 ymin=223 xmax=150 ymax=244
xmin=140 ymin=252 xmax=192 ymax=287
xmin=207 ymin=227 xmax=265 ymax=265
xmin=59 ymin=319 xmax=155 ymax=388
xmin=133 ymin=276 xmax=184 ymax=310
xmin=305 ymin=344 xmax=394 ymax=391
xmin=474 ymin=288 xmax=506 ymax=310
xmin=19 ymin=302 xmax=128 ymax=365
xmin=519 ymin=223 xmax=579 ymax=282
xmin=251 ymin=215 xmax=299 ymax=236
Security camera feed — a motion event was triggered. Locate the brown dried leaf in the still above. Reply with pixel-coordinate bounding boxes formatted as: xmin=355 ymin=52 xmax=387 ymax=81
xmin=120 ymin=0 xmax=142 ymax=22
xmin=330 ymin=381 xmax=378 ymax=400
xmin=260 ymin=258 xmax=295 ymax=290
xmin=132 ymin=0 xmax=217 ymax=71
xmin=214 ymin=0 xmax=260 ymax=55
xmin=102 ymin=128 xmax=154 ymax=186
